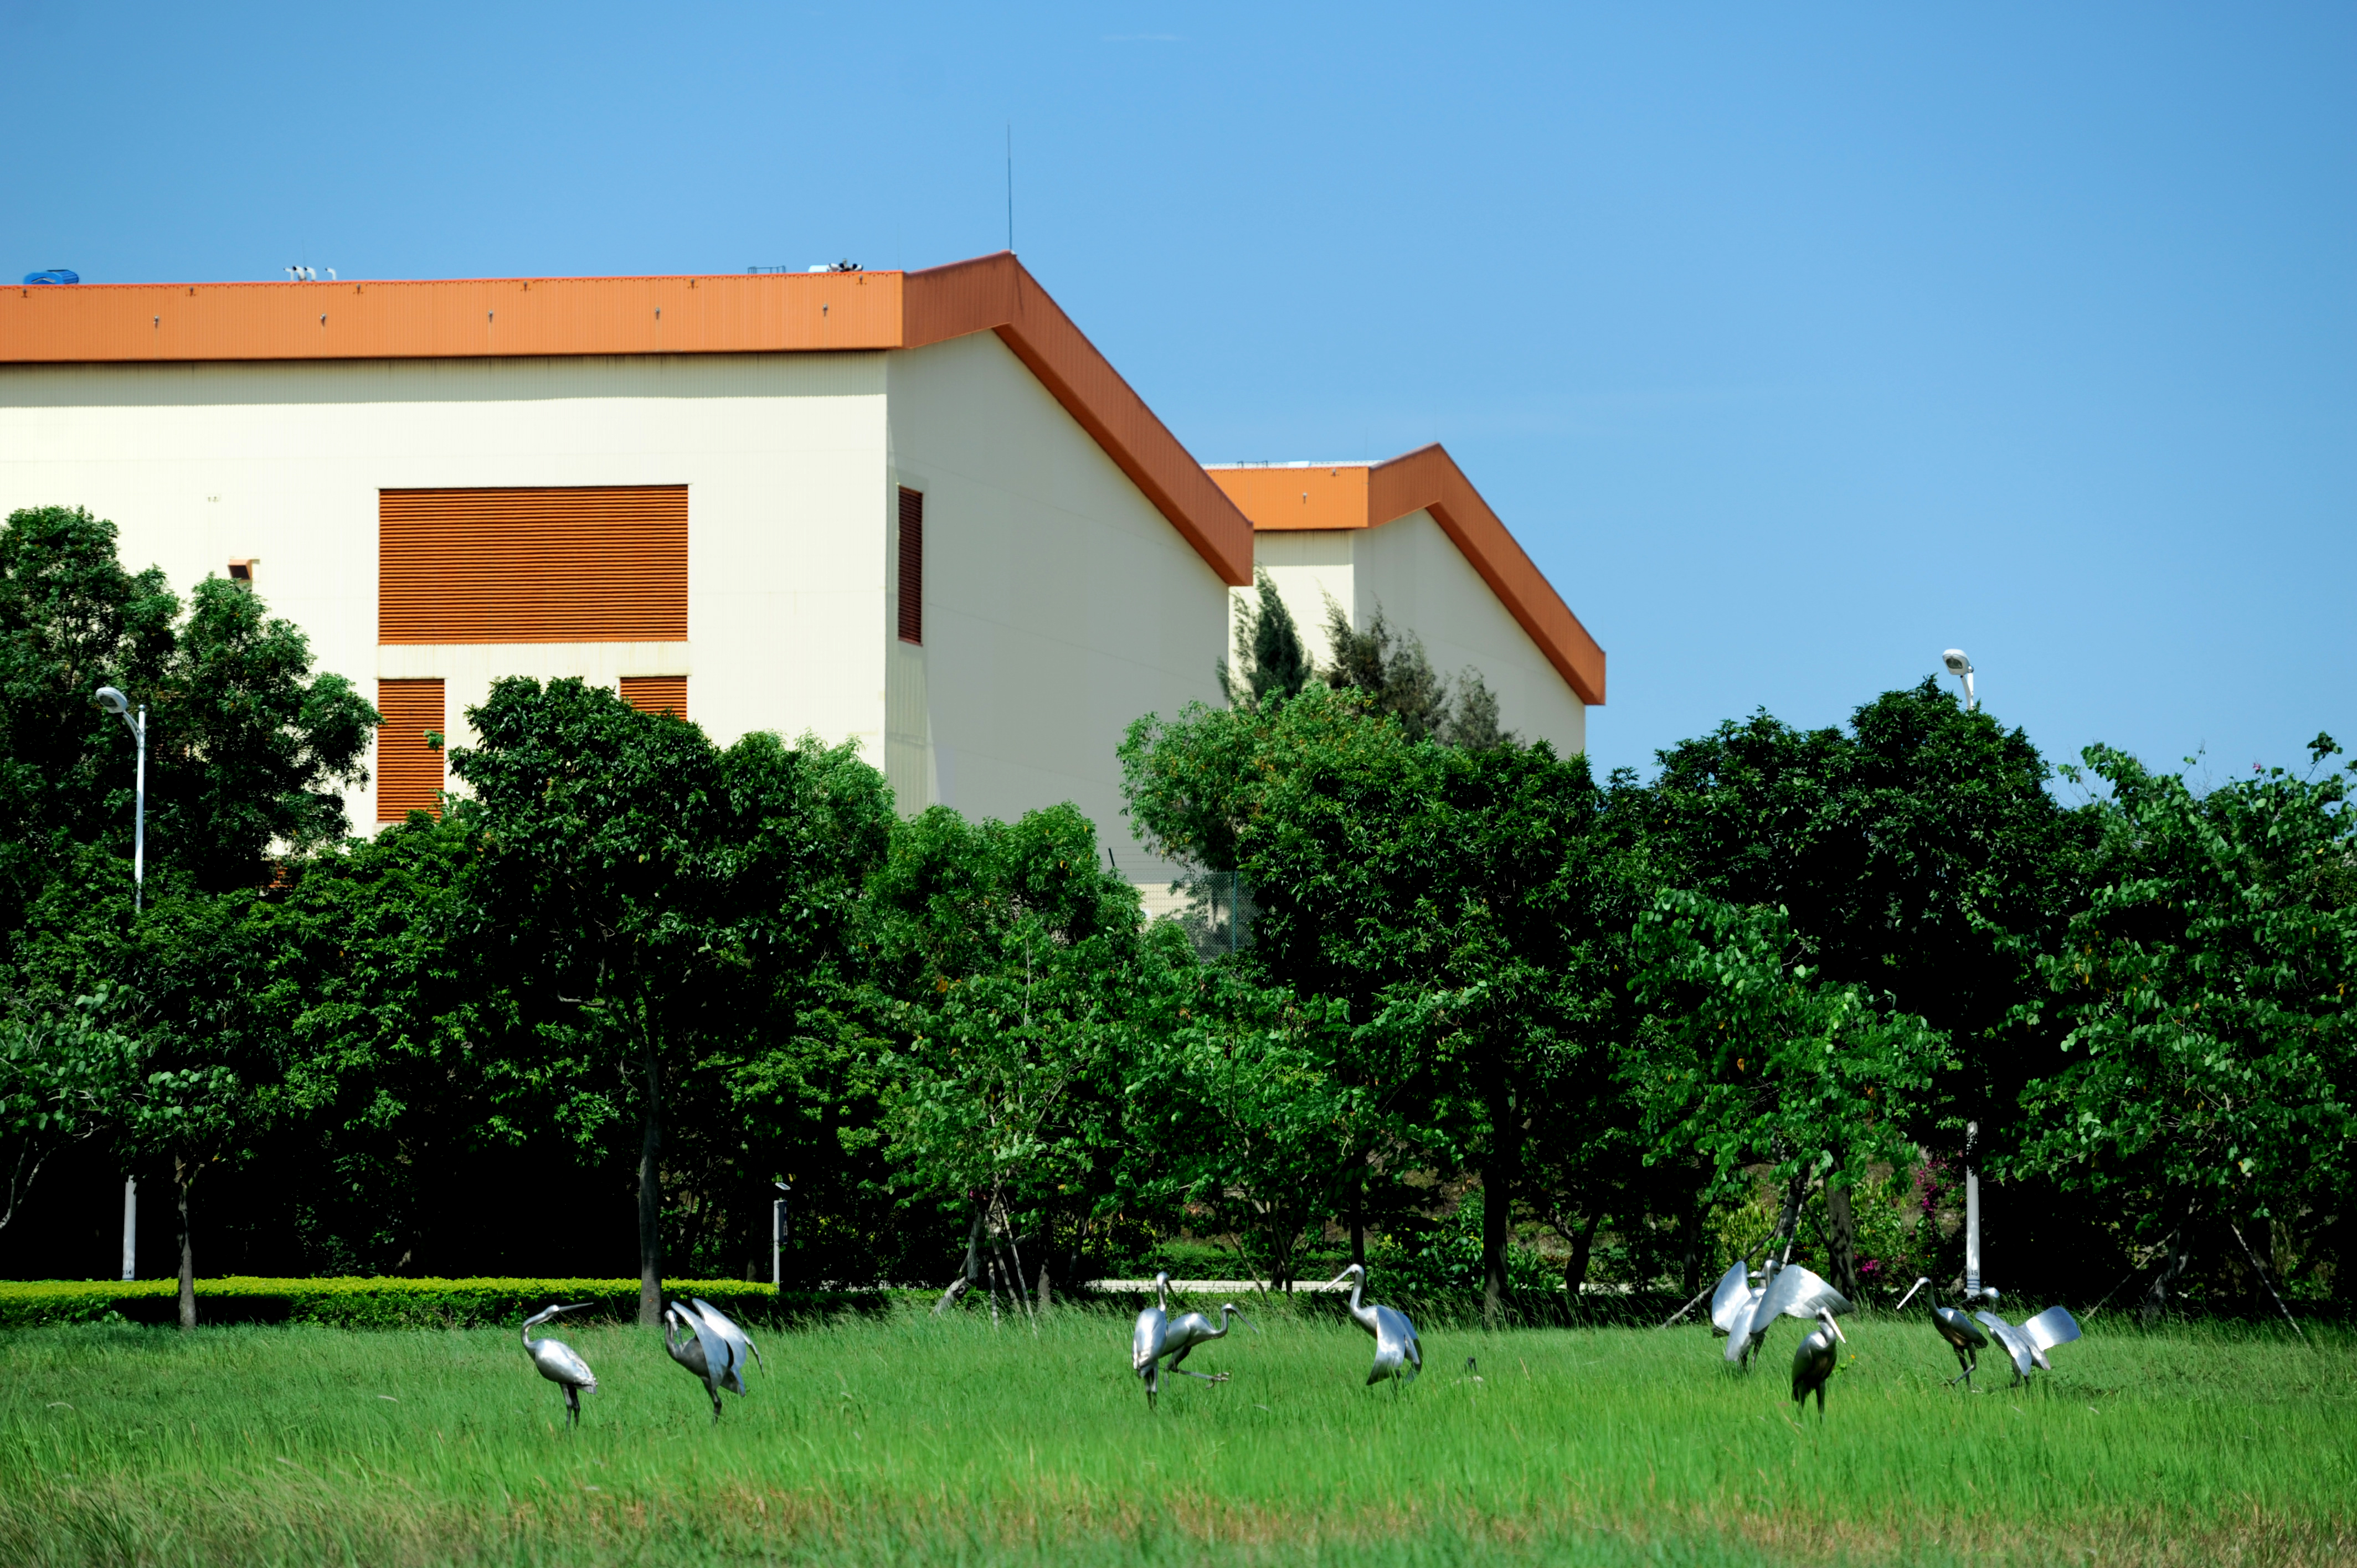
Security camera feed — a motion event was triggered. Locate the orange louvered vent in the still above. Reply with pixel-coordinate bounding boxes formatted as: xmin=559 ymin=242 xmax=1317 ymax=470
xmin=619 ymin=675 xmax=687 ymax=718
xmin=379 ymin=486 xmax=687 ymax=644
xmin=376 ymin=679 xmax=445 ymax=821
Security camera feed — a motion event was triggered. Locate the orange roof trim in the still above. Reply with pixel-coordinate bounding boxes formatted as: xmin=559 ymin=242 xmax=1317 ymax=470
xmin=1208 ymin=447 xmax=1605 ymax=705
xmin=0 ymin=255 xmax=1254 ymax=586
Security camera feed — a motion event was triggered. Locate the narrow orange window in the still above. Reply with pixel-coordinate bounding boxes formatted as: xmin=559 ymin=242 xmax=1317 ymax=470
xmin=897 ymin=487 xmax=923 ymax=645
xmin=376 ymin=679 xmax=445 ymax=821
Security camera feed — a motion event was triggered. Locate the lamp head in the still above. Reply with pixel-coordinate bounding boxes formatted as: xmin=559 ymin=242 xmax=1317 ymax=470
xmin=1941 ymin=649 xmax=1973 ymax=677
xmin=94 ymin=685 xmax=129 ymax=716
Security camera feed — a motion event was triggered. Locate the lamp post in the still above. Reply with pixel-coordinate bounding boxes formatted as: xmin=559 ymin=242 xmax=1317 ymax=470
xmin=1941 ymin=649 xmax=1977 ymax=713
xmin=93 ymin=687 xmax=145 ymax=911
xmin=94 ymin=685 xmax=146 ymax=1282
xmin=771 ymin=1178 xmax=791 ymax=1291
xmin=1939 ymin=653 xmax=1989 ymax=1299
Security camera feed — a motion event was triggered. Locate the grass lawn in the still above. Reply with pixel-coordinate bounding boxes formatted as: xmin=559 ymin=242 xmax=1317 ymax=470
xmin=0 ymin=1300 xmax=2348 ymax=1566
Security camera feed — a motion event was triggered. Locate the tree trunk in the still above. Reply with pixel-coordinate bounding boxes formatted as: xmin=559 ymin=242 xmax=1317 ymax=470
xmin=1825 ymin=1175 xmax=1864 ymax=1301
xmin=1774 ymin=1175 xmax=1805 ymax=1265
xmin=1562 ymin=1209 xmax=1602 ymax=1313
xmin=1680 ymin=1189 xmax=1701 ymax=1301
xmin=174 ymin=1157 xmax=196 ymax=1331
xmin=2142 ymin=1233 xmax=2193 ymax=1328
xmin=1037 ymin=1245 xmax=1053 ymax=1314
xmin=1482 ymin=1084 xmax=1518 ymax=1328
xmin=637 ymin=1049 xmax=663 ymax=1329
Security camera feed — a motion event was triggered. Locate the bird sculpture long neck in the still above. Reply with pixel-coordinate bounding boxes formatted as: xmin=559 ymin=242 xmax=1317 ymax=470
xmin=1346 ymin=1272 xmax=1377 ymax=1333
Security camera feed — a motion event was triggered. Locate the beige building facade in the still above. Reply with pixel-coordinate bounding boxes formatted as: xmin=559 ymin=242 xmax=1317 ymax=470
xmin=1 ymin=255 xmax=1604 ymax=898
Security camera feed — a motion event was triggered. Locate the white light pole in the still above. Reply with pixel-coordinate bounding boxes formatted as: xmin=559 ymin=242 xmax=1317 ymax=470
xmin=1939 ymin=653 xmax=1989 ymax=1300
xmin=1941 ymin=649 xmax=1977 ymax=712
xmin=94 ymin=685 xmax=146 ymax=1281
xmin=771 ymin=1179 xmax=791 ymax=1290
xmin=94 ymin=687 xmax=146 ymax=909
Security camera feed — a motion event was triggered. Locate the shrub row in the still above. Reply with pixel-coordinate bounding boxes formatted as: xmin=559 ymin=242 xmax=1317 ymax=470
xmin=0 ymin=1277 xmax=818 ymax=1329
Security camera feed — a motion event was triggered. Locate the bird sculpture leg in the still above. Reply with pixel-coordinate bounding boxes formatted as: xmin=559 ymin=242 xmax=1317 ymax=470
xmin=1163 ymin=1345 xmax=1228 ymax=1385
xmin=709 ymin=1384 xmax=723 ymax=1425
xmin=564 ymin=1385 xmax=581 ymax=1430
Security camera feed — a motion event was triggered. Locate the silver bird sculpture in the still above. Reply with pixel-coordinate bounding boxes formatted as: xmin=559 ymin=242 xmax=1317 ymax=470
xmin=1711 ymin=1259 xmax=1772 ymax=1368
xmin=1160 ymin=1303 xmax=1253 ymax=1385
xmin=1894 ymin=1275 xmax=1990 ymax=1388
xmin=1329 ymin=1263 xmax=1421 ymax=1386
xmin=1728 ymin=1262 xmax=1850 ymax=1369
xmin=520 ymin=1303 xmax=597 ymax=1427
xmin=1131 ymin=1271 xmax=1172 ymax=1407
xmin=663 ymin=1297 xmax=766 ymax=1422
xmin=1973 ymin=1294 xmax=2082 ymax=1387
xmin=1789 ymin=1307 xmax=1848 ymax=1419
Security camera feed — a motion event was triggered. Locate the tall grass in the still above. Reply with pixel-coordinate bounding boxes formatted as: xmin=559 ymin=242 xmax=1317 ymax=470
xmin=1 ymin=1303 xmax=2348 ymax=1566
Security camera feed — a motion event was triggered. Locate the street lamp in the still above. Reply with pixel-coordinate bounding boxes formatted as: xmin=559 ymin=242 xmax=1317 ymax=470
xmin=1941 ymin=649 xmax=1977 ymax=712
xmin=94 ymin=684 xmax=146 ymax=1283
xmin=93 ymin=687 xmax=146 ymax=912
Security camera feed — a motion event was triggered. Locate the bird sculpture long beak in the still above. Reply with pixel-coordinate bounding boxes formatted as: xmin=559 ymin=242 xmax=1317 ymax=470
xmin=1829 ymin=1315 xmax=1849 ymax=1344
xmin=1894 ymin=1278 xmax=1929 ymax=1313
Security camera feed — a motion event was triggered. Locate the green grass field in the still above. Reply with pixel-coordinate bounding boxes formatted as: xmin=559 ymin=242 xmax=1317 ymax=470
xmin=1 ymin=1302 xmax=2349 ymax=1567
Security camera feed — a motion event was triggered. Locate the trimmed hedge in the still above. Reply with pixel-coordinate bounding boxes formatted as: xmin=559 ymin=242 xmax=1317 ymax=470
xmin=0 ymin=1277 xmax=832 ymax=1330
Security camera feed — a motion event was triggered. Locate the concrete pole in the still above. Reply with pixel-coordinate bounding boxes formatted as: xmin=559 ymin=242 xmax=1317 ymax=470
xmin=121 ymin=1177 xmax=137 ymax=1282
xmin=1963 ymin=1120 xmax=1982 ymax=1301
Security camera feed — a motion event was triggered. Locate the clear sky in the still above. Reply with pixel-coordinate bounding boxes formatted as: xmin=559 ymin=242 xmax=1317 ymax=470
xmin=6 ymin=2 xmax=2349 ymax=786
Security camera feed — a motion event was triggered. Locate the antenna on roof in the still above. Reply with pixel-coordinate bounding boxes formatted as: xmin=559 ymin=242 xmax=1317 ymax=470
xmin=1006 ymin=122 xmax=1015 ymax=254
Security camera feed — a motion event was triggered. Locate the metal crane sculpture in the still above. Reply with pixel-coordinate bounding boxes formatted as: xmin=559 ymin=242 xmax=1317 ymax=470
xmin=1131 ymin=1271 xmax=1172 ymax=1407
xmin=1160 ymin=1303 xmax=1253 ymax=1386
xmin=1973 ymin=1295 xmax=2082 ymax=1388
xmin=1710 ymin=1260 xmax=1771 ymax=1368
xmin=663 ymin=1297 xmax=766 ymax=1423
xmin=1726 ymin=1262 xmax=1850 ymax=1369
xmin=519 ymin=1303 xmax=597 ymax=1428
xmin=1893 ymin=1276 xmax=1991 ymax=1388
xmin=1327 ymin=1263 xmax=1422 ymax=1386
xmin=1789 ymin=1307 xmax=1848 ymax=1419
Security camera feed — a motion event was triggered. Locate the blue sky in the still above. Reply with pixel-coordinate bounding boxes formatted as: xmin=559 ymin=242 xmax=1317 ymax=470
xmin=7 ymin=2 xmax=2350 ymax=787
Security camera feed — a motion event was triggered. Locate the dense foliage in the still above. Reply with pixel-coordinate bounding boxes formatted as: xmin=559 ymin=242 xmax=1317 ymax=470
xmin=4 ymin=506 xmax=2351 ymax=1321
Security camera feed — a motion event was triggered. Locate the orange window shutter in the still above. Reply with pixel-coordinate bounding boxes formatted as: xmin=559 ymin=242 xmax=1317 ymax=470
xmin=897 ymin=487 xmax=923 ymax=645
xmin=376 ymin=679 xmax=445 ymax=821
xmin=619 ymin=675 xmax=687 ymax=718
xmin=379 ymin=486 xmax=687 ymax=644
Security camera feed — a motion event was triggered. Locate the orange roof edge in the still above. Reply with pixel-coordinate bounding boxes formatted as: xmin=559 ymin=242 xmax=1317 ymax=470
xmin=0 ymin=254 xmax=1255 ymax=587
xmin=904 ymin=254 xmax=1253 ymax=585
xmin=1211 ymin=446 xmax=1605 ymax=707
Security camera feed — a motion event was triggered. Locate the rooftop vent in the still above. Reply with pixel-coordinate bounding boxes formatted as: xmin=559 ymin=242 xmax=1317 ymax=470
xmin=23 ymin=269 xmax=79 ymax=285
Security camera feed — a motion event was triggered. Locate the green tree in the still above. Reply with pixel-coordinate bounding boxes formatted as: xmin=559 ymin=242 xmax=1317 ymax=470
xmin=864 ymin=802 xmax=1164 ymax=1310
xmin=1124 ymin=685 xmax=1626 ymax=1321
xmin=2007 ymin=739 xmax=2357 ymax=1321
xmin=0 ymin=994 xmax=143 ymax=1235
xmin=0 ymin=506 xmax=375 ymax=921
xmin=1219 ymin=569 xmax=1313 ymax=712
xmin=1645 ymin=679 xmax=2087 ymax=1272
xmin=1633 ymin=890 xmax=1952 ymax=1297
xmin=452 ymin=678 xmax=885 ymax=1324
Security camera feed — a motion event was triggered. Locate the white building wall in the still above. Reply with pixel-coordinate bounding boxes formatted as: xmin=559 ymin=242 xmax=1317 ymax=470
xmin=1246 ymin=512 xmax=1587 ymax=757
xmin=0 ymin=353 xmax=893 ymax=824
xmin=883 ymin=331 xmax=1229 ymax=885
